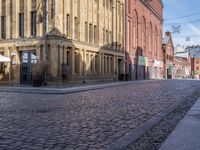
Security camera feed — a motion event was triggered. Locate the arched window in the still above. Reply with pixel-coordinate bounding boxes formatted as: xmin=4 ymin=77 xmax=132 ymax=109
xmin=132 ymin=10 xmax=138 ymax=48
xmin=149 ymin=22 xmax=153 ymax=53
xmin=155 ymin=26 xmax=158 ymax=57
xmin=141 ymin=16 xmax=146 ymax=51
xmin=158 ymin=29 xmax=162 ymax=57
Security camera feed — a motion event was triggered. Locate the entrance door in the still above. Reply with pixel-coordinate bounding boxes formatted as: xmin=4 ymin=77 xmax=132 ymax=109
xmin=118 ymin=59 xmax=123 ymax=80
xmin=20 ymin=51 xmax=37 ymax=84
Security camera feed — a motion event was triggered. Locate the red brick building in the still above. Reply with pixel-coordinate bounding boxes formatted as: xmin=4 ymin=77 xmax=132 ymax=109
xmin=191 ymin=58 xmax=200 ymax=79
xmin=162 ymin=32 xmax=174 ymax=79
xmin=125 ymin=0 xmax=164 ymax=80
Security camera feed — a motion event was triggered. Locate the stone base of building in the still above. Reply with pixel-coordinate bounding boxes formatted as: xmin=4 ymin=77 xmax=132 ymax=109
xmin=0 ymin=36 xmax=125 ymax=86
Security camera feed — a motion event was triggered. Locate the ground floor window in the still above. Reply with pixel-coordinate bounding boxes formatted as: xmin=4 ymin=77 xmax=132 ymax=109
xmin=0 ymin=52 xmax=5 ymax=74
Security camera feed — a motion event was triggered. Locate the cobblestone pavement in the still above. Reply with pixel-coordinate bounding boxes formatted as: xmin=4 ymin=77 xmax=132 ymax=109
xmin=0 ymin=80 xmax=200 ymax=150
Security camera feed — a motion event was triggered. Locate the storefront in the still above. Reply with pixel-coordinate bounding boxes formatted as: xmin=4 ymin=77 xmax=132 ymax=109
xmin=167 ymin=64 xmax=173 ymax=79
xmin=153 ymin=60 xmax=163 ymax=79
xmin=138 ymin=56 xmax=148 ymax=80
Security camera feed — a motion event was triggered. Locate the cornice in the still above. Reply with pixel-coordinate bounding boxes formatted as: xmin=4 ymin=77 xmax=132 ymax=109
xmin=140 ymin=0 xmax=163 ymax=22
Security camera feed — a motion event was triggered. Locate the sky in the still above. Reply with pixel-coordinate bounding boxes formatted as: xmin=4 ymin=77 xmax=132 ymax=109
xmin=163 ymin=0 xmax=200 ymax=47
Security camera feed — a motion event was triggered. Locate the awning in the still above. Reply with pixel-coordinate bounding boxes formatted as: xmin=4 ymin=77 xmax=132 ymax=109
xmin=0 ymin=55 xmax=10 ymax=62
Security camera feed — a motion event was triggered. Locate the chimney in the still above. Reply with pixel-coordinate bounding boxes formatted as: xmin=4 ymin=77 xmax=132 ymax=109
xmin=165 ymin=31 xmax=171 ymax=36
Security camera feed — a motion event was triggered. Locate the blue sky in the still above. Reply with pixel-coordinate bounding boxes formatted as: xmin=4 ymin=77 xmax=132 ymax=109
xmin=163 ymin=0 xmax=200 ymax=46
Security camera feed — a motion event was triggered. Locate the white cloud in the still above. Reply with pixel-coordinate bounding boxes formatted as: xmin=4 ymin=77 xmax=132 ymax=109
xmin=188 ymin=24 xmax=200 ymax=35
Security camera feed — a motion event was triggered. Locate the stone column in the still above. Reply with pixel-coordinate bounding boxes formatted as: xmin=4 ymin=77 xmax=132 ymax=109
xmin=12 ymin=0 xmax=16 ymax=38
xmin=15 ymin=0 xmax=20 ymax=38
xmin=25 ymin=0 xmax=31 ymax=37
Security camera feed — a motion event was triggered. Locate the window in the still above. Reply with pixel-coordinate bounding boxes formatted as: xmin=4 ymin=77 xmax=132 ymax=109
xmin=31 ymin=11 xmax=37 ymax=36
xmin=109 ymin=31 xmax=112 ymax=45
xmin=19 ymin=13 xmax=24 ymax=37
xmin=89 ymin=24 xmax=93 ymax=43
xmin=66 ymin=50 xmax=70 ymax=66
xmin=106 ymin=30 xmax=109 ymax=45
xmin=110 ymin=0 xmax=113 ymax=11
xmin=141 ymin=17 xmax=146 ymax=50
xmin=103 ymin=0 xmax=105 ymax=7
xmin=85 ymin=22 xmax=88 ymax=42
xmin=51 ymin=0 xmax=55 ymax=19
xmin=95 ymin=55 xmax=98 ymax=73
xmin=103 ymin=28 xmax=105 ymax=44
xmin=110 ymin=56 xmax=113 ymax=73
xmin=0 ymin=52 xmax=5 ymax=74
xmin=128 ymin=0 xmax=131 ymax=13
xmin=1 ymin=16 xmax=6 ymax=39
xmin=74 ymin=17 xmax=77 ymax=39
xmin=90 ymin=55 xmax=94 ymax=73
xmin=74 ymin=52 xmax=79 ymax=74
xmin=94 ymin=25 xmax=97 ymax=44
xmin=66 ymin=14 xmax=70 ymax=37
xmin=196 ymin=60 xmax=199 ymax=64
xmin=196 ymin=66 xmax=199 ymax=71
xmin=107 ymin=56 xmax=109 ymax=73
xmin=1 ymin=0 xmax=6 ymax=38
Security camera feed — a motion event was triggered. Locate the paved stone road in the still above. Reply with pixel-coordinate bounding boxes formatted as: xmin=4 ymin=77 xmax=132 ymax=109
xmin=0 ymin=80 xmax=200 ymax=150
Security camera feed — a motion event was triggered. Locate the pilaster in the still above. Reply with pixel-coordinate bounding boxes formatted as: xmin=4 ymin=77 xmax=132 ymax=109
xmin=6 ymin=0 xmax=11 ymax=39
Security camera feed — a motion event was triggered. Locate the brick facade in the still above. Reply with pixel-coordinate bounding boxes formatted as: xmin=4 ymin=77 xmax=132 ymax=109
xmin=162 ymin=32 xmax=174 ymax=79
xmin=191 ymin=58 xmax=200 ymax=79
xmin=0 ymin=0 xmax=125 ymax=85
xmin=125 ymin=0 xmax=163 ymax=80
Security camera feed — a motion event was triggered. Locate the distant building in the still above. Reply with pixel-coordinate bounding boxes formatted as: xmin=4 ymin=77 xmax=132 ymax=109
xmin=0 ymin=0 xmax=125 ymax=85
xmin=173 ymin=56 xmax=191 ymax=79
xmin=187 ymin=45 xmax=200 ymax=79
xmin=173 ymin=45 xmax=191 ymax=78
xmin=191 ymin=57 xmax=200 ymax=79
xmin=125 ymin=0 xmax=164 ymax=80
xmin=162 ymin=32 xmax=174 ymax=79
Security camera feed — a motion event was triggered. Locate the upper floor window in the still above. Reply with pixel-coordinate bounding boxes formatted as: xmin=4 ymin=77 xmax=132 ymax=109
xmin=66 ymin=14 xmax=70 ymax=37
xmin=19 ymin=13 xmax=24 ymax=38
xmin=74 ymin=17 xmax=77 ymax=39
xmin=51 ymin=0 xmax=55 ymax=19
xmin=85 ymin=22 xmax=88 ymax=42
xmin=89 ymin=24 xmax=93 ymax=43
xmin=94 ymin=25 xmax=97 ymax=44
xmin=1 ymin=16 xmax=6 ymax=39
xmin=31 ymin=11 xmax=37 ymax=36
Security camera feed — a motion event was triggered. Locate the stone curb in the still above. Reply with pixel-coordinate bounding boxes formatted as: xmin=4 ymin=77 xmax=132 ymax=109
xmin=159 ymin=97 xmax=200 ymax=150
xmin=107 ymin=88 xmax=196 ymax=150
xmin=0 ymin=80 xmax=161 ymax=94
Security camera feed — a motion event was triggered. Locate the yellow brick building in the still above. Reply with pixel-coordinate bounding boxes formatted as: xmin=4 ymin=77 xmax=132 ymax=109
xmin=0 ymin=0 xmax=125 ymax=85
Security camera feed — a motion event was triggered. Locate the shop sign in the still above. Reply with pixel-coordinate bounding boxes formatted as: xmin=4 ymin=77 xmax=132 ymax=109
xmin=153 ymin=60 xmax=163 ymax=68
xmin=138 ymin=56 xmax=148 ymax=66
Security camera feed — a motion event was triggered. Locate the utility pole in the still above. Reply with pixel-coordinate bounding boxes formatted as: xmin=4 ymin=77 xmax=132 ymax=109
xmin=44 ymin=0 xmax=48 ymax=85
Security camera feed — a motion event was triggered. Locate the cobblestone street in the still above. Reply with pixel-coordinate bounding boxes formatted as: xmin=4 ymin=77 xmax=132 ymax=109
xmin=0 ymin=80 xmax=200 ymax=150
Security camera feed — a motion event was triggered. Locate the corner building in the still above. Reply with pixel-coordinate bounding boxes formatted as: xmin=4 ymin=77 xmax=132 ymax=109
xmin=125 ymin=0 xmax=163 ymax=80
xmin=0 ymin=0 xmax=125 ymax=85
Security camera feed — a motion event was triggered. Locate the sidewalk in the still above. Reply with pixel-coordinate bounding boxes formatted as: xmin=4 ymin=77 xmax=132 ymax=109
xmin=159 ymin=97 xmax=200 ymax=150
xmin=0 ymin=80 xmax=150 ymax=94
